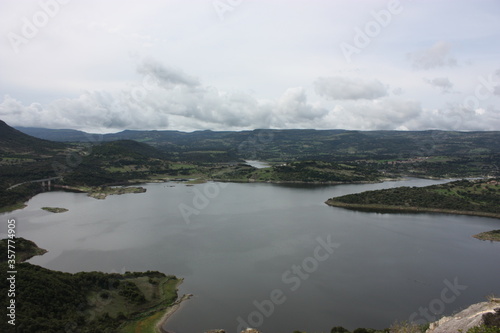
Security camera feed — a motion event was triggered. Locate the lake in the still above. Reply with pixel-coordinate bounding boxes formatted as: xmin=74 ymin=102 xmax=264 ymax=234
xmin=2 ymin=178 xmax=499 ymax=333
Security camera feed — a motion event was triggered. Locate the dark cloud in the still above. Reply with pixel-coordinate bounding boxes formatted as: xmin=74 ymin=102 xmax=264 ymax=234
xmin=137 ymin=58 xmax=200 ymax=88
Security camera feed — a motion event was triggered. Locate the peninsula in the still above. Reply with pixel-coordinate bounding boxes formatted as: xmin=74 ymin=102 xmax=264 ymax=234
xmin=326 ymin=178 xmax=500 ymax=239
xmin=0 ymin=238 xmax=188 ymax=333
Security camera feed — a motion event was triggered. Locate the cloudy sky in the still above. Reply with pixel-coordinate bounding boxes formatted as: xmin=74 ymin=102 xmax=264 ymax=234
xmin=1 ymin=0 xmax=499 ymax=132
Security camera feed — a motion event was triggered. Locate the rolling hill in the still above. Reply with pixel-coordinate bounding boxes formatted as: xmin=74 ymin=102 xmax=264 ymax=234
xmin=16 ymin=126 xmax=500 ymax=160
xmin=0 ymin=120 xmax=65 ymax=155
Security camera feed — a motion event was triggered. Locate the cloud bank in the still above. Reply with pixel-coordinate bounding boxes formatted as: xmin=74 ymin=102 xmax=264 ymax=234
xmin=1 ymin=59 xmax=498 ymax=132
xmin=314 ymin=77 xmax=387 ymax=100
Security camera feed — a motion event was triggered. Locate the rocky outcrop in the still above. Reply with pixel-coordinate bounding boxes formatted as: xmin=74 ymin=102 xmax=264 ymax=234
xmin=426 ymin=300 xmax=500 ymax=333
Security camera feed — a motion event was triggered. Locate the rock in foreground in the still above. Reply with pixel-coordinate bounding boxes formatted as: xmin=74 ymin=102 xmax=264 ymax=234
xmin=426 ymin=300 xmax=500 ymax=333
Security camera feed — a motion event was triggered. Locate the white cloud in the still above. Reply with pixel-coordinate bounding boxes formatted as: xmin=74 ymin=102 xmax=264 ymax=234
xmin=137 ymin=59 xmax=200 ymax=88
xmin=407 ymin=41 xmax=457 ymax=70
xmin=1 ymin=58 xmax=499 ymax=132
xmin=0 ymin=1 xmax=499 ymax=132
xmin=314 ymin=77 xmax=387 ymax=100
xmin=324 ymin=98 xmax=422 ymax=130
xmin=424 ymin=77 xmax=454 ymax=94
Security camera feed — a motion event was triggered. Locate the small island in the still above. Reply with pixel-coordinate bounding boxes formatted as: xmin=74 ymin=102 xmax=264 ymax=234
xmin=41 ymin=206 xmax=68 ymax=213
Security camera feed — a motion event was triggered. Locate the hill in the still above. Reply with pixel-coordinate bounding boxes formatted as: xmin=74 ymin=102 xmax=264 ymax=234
xmin=326 ymin=178 xmax=500 ymax=219
xmin=13 ymin=126 xmax=93 ymax=142
xmin=15 ymin=127 xmax=500 ymax=177
xmin=15 ymin=126 xmax=500 ymax=159
xmin=1 ymin=120 xmax=200 ymax=211
xmin=0 ymin=120 xmax=65 ymax=155
xmin=59 ymin=140 xmax=187 ymax=186
xmin=0 ymin=238 xmax=183 ymax=333
xmin=211 ymin=160 xmax=382 ymax=183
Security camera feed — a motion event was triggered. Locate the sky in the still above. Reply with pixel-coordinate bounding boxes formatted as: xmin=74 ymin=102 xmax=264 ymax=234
xmin=0 ymin=0 xmax=499 ymax=133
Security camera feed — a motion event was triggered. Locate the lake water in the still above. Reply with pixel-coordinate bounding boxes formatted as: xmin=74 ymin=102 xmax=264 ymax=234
xmin=245 ymin=160 xmax=271 ymax=169
xmin=1 ymin=179 xmax=499 ymax=333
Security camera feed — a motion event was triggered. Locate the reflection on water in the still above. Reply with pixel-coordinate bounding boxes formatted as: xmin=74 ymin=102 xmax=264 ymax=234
xmin=1 ymin=179 xmax=499 ymax=332
xmin=245 ymin=160 xmax=271 ymax=169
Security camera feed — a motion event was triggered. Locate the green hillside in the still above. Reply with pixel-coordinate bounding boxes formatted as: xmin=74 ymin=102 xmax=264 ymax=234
xmin=326 ymin=178 xmax=500 ymax=218
xmin=15 ymin=126 xmax=500 ymax=177
xmin=0 ymin=238 xmax=180 ymax=333
xmin=0 ymin=120 xmax=65 ymax=155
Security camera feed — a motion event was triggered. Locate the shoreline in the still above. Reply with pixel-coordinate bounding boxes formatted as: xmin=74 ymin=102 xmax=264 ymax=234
xmin=325 ymin=200 xmax=500 ymax=219
xmin=155 ymin=279 xmax=193 ymax=333
xmin=210 ymin=178 xmax=390 ymax=185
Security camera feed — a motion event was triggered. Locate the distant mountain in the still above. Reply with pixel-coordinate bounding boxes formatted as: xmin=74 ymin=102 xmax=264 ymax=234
xmin=61 ymin=139 xmax=173 ymax=186
xmin=14 ymin=126 xmax=500 ymax=163
xmin=14 ymin=126 xmax=94 ymax=142
xmin=0 ymin=120 xmax=65 ymax=155
xmin=89 ymin=140 xmax=167 ymax=160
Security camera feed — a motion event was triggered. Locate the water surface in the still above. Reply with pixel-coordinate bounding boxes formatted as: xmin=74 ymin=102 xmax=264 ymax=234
xmin=1 ymin=178 xmax=499 ymax=332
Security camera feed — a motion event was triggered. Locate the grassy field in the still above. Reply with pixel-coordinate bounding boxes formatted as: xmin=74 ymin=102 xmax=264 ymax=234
xmin=119 ymin=278 xmax=181 ymax=333
xmin=473 ymin=230 xmax=500 ymax=242
xmin=41 ymin=206 xmax=68 ymax=213
xmin=0 ymin=202 xmax=27 ymax=213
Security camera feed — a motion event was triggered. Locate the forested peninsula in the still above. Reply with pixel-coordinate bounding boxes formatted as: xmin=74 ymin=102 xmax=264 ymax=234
xmin=326 ymin=178 xmax=500 ymax=221
xmin=0 ymin=238 xmax=185 ymax=333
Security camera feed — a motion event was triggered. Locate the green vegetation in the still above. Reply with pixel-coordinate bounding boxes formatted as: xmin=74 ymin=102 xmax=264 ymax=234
xmin=0 ymin=237 xmax=181 ymax=333
xmin=0 ymin=262 xmax=180 ymax=333
xmin=0 ymin=237 xmax=47 ymax=263
xmin=42 ymin=206 xmax=68 ymax=213
xmin=84 ymin=186 xmax=147 ymax=200
xmin=0 ymin=201 xmax=27 ymax=213
xmin=211 ymin=160 xmax=382 ymax=183
xmin=119 ymin=279 xmax=183 ymax=333
xmin=4 ymin=121 xmax=500 ymax=333
xmin=464 ymin=307 xmax=500 ymax=333
xmin=259 ymin=160 xmax=381 ymax=183
xmin=473 ymin=230 xmax=500 ymax=242
xmin=465 ymin=326 xmax=500 ymax=333
xmin=3 ymin=120 xmax=500 ymax=211
xmin=326 ymin=178 xmax=500 ymax=219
